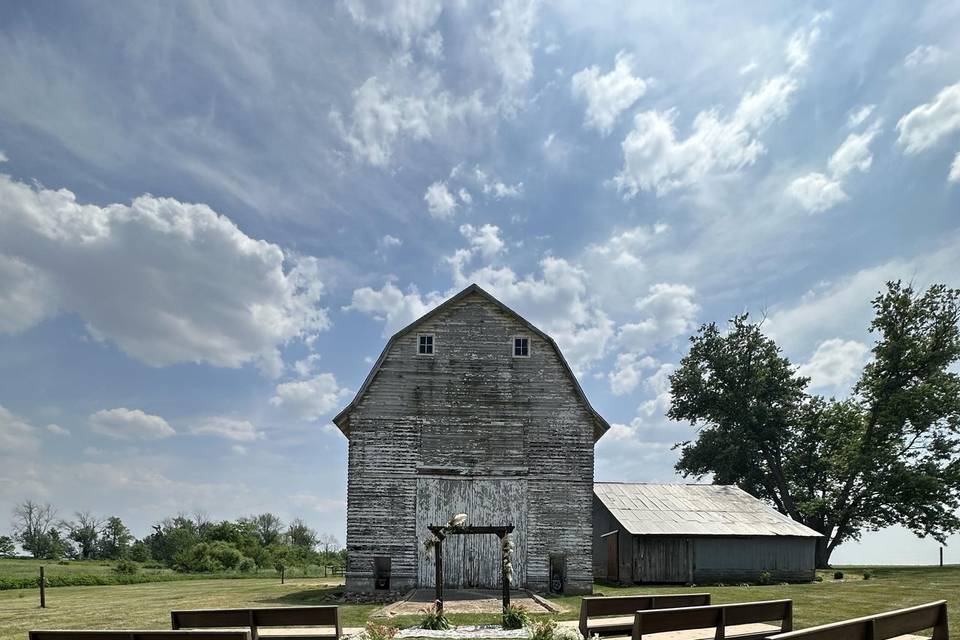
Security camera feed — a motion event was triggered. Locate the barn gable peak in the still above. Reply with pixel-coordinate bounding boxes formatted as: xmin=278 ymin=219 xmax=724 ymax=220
xmin=332 ymin=283 xmax=610 ymax=441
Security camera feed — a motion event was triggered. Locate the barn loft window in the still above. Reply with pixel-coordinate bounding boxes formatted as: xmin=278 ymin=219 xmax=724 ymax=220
xmin=418 ymin=334 xmax=435 ymax=355
xmin=513 ymin=336 xmax=529 ymax=357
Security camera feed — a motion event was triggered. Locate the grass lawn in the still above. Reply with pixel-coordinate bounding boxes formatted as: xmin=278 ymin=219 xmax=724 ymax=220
xmin=2 ymin=566 xmax=957 ymax=640
xmin=0 ymin=558 xmax=156 ymax=578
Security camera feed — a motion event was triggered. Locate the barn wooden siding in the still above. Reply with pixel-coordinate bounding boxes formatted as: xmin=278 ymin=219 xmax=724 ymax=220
xmin=342 ymin=291 xmax=596 ymax=594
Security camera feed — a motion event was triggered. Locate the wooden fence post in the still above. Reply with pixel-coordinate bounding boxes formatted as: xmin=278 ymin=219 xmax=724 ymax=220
xmin=39 ymin=566 xmax=46 ymax=608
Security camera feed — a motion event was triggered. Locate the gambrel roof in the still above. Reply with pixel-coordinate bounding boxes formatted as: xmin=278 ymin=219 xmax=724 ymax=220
xmin=333 ymin=283 xmax=611 ymax=441
xmin=595 ymin=482 xmax=822 ymax=538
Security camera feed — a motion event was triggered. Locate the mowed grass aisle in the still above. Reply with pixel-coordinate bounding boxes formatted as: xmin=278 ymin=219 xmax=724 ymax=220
xmin=2 ymin=567 xmax=958 ymax=640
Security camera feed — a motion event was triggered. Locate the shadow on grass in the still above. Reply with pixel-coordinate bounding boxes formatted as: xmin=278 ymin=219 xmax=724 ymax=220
xmin=256 ymin=585 xmax=345 ymax=605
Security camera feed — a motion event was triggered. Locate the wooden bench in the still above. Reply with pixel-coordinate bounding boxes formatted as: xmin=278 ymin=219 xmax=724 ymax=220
xmin=29 ymin=632 xmax=250 ymax=640
xmin=171 ymin=607 xmax=341 ymax=640
xmin=579 ymin=594 xmax=712 ymax=638
xmin=765 ymin=601 xmax=949 ymax=640
xmin=632 ymin=599 xmax=793 ymax=640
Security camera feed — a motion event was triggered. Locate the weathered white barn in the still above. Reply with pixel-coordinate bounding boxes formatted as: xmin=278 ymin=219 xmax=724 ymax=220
xmin=593 ymin=483 xmax=820 ymax=584
xmin=334 ymin=284 xmax=608 ymax=594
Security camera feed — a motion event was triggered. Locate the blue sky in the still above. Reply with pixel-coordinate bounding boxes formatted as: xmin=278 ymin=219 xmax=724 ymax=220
xmin=1 ymin=0 xmax=959 ymax=564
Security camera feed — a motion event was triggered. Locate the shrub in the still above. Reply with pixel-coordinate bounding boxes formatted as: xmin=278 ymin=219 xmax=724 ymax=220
xmin=862 ymin=569 xmax=873 ymax=580
xmin=418 ymin=603 xmax=450 ymax=630
xmin=364 ymin=622 xmax=398 ymax=640
xmin=833 ymin=570 xmax=844 ymax=580
xmin=113 ymin=559 xmax=139 ymax=575
xmin=526 ymin=620 xmax=580 ymax=640
xmin=502 ymin=604 xmax=529 ymax=630
xmin=238 ymin=557 xmax=256 ymax=573
xmin=57 ymin=560 xmax=70 ymax=566
xmin=758 ymin=571 xmax=773 ymax=585
xmin=814 ymin=575 xmax=824 ymax=582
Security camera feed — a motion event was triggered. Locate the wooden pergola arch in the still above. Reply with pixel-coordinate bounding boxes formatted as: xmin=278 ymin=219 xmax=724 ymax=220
xmin=427 ymin=524 xmax=514 ymax=614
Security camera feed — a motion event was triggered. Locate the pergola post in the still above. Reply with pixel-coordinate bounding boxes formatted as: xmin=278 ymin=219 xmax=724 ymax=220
xmin=498 ymin=532 xmax=510 ymax=613
xmin=432 ymin=530 xmax=445 ymax=612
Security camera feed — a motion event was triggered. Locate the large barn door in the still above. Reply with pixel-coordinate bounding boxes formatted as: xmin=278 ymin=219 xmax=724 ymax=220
xmin=636 ymin=537 xmax=691 ymax=583
xmin=416 ymin=477 xmax=528 ymax=589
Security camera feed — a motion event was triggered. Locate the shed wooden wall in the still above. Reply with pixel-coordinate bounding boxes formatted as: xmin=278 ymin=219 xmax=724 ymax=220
xmin=344 ymin=292 xmax=595 ymax=593
xmin=592 ymin=501 xmax=816 ymax=584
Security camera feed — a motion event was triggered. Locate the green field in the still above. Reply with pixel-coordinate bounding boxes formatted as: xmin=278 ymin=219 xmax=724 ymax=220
xmin=0 ymin=557 xmax=340 ymax=589
xmin=1 ymin=566 xmax=957 ymax=640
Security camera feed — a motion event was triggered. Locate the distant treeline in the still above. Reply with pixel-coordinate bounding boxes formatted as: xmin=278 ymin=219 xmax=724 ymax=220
xmin=1 ymin=500 xmax=345 ymax=576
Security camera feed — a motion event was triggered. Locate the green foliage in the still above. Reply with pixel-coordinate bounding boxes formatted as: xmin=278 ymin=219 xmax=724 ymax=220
xmin=364 ymin=622 xmax=398 ymax=640
xmin=418 ymin=604 xmax=451 ymax=630
xmin=758 ymin=571 xmax=773 ymax=585
xmin=173 ymin=541 xmax=244 ymax=573
xmin=129 ymin=540 xmax=151 ymax=563
xmin=863 ymin=569 xmax=873 ymax=580
xmin=834 ymin=571 xmax=844 ymax=580
xmin=814 ymin=575 xmax=824 ymax=582
xmin=669 ymin=281 xmax=960 ymax=567
xmin=502 ymin=604 xmax=529 ymax=629
xmin=237 ymin=557 xmax=256 ymax=573
xmin=112 ymin=559 xmax=139 ymax=575
xmin=0 ymin=536 xmax=15 ymax=558
xmin=99 ymin=517 xmax=133 ymax=560
xmin=527 ymin=619 xmax=558 ymax=640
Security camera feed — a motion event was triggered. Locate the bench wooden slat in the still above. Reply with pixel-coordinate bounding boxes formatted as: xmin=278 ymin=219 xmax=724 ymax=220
xmin=30 ymin=632 xmax=250 ymax=640
xmin=580 ymin=594 xmax=712 ymax=638
xmin=633 ymin=600 xmax=792 ymax=640
xmin=170 ymin=606 xmax=341 ymax=638
xmin=765 ymin=601 xmax=949 ymax=640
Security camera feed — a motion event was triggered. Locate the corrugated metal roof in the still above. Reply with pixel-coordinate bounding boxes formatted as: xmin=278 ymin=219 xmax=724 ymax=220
xmin=594 ymin=482 xmax=821 ymax=538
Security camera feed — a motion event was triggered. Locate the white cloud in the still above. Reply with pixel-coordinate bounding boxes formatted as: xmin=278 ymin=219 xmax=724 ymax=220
xmin=614 ymin=15 xmax=824 ymax=197
xmin=637 ymin=362 xmax=675 ymax=418
xmin=571 ymin=50 xmax=649 ymax=136
xmin=788 ymin=120 xmax=881 ymax=213
xmin=787 ymin=173 xmax=847 ymax=213
xmin=474 ymin=167 xmax=523 ymax=198
xmin=331 ymin=74 xmax=483 ymax=167
xmin=190 ymin=416 xmax=262 ymax=442
xmin=344 ymin=0 xmax=444 ymax=46
xmin=379 ymin=234 xmax=402 ymax=250
xmin=0 ymin=150 xmax=7 ymax=162
xmin=0 ymin=405 xmax=42 ymax=452
xmin=89 ymin=408 xmax=175 ymax=440
xmin=270 ymin=373 xmax=350 ymax=422
xmin=608 ymin=352 xmax=656 ymax=396
xmin=479 ymin=0 xmax=538 ymax=116
xmin=459 ymin=223 xmax=505 ymax=258
xmin=344 ymin=282 xmax=445 ymax=335
xmin=828 ymin=123 xmax=882 ymax=177
xmin=45 ymin=423 xmax=70 ymax=436
xmin=896 ymin=82 xmax=960 ymax=155
xmin=615 ymin=75 xmax=797 ymax=197
xmin=618 ymin=283 xmax=699 ymax=352
xmin=785 ymin=12 xmax=828 ymax=70
xmin=950 ymin=152 xmax=960 ymax=184
xmin=293 ymin=353 xmax=322 ymax=377
xmin=796 ymin=338 xmax=869 ymax=394
xmin=0 ymin=174 xmax=329 ymax=375
xmin=847 ymin=104 xmax=875 ymax=128
xmin=424 ymin=180 xmax=458 ymax=219
xmin=903 ymin=44 xmax=946 ymax=68
xmin=458 ymin=188 xmax=472 ymax=204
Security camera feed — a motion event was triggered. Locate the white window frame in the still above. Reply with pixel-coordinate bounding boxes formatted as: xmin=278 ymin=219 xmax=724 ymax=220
xmin=417 ymin=333 xmax=435 ymax=356
xmin=512 ymin=335 xmax=531 ymax=358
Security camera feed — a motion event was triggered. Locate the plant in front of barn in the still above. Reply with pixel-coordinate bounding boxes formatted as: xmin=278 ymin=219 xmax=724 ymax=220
xmin=363 ymin=622 xmax=398 ymax=640
xmin=758 ymin=571 xmax=773 ymax=585
xmin=418 ymin=602 xmax=451 ymax=630
xmin=668 ymin=281 xmax=960 ymax=568
xmin=502 ymin=604 xmax=529 ymax=629
xmin=526 ymin=619 xmax=581 ymax=640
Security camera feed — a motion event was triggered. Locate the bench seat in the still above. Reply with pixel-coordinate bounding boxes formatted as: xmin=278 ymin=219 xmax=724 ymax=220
xmin=170 ymin=629 xmax=336 ymax=639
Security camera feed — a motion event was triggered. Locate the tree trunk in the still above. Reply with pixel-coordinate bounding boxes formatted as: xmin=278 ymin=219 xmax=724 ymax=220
xmin=814 ymin=536 xmax=833 ymax=569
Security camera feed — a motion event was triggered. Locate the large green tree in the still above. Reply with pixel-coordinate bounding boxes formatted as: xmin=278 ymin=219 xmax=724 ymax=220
xmin=669 ymin=281 xmax=960 ymax=567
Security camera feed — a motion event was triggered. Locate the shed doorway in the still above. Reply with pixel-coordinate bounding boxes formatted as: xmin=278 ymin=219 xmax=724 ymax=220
xmin=636 ymin=537 xmax=692 ymax=583
xmin=603 ymin=531 xmax=619 ymax=582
